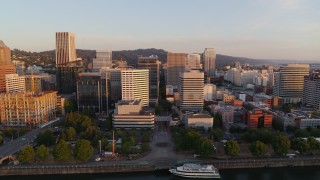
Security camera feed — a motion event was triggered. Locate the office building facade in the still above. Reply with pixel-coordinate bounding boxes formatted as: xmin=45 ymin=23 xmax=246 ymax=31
xmin=179 ymin=70 xmax=204 ymax=111
xmin=121 ymin=69 xmax=149 ymax=107
xmin=137 ymin=55 xmax=160 ymax=105
xmin=77 ymin=72 xmax=108 ymax=113
xmin=273 ymin=64 xmax=309 ymax=103
xmin=203 ymin=48 xmax=216 ymax=78
xmin=55 ymin=32 xmax=76 ymax=67
xmin=92 ymin=50 xmax=112 ymax=71
xmin=302 ymin=72 xmax=320 ymax=111
xmin=5 ymin=74 xmax=26 ymax=93
xmin=166 ymin=52 xmax=187 ymax=88
xmin=0 ymin=40 xmax=16 ymax=93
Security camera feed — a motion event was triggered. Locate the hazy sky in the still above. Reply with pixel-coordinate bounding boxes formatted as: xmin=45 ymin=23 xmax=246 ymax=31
xmin=0 ymin=0 xmax=319 ymax=60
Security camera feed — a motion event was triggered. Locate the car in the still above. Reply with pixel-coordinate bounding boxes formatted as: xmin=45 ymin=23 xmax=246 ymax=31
xmin=95 ymin=157 xmax=101 ymax=162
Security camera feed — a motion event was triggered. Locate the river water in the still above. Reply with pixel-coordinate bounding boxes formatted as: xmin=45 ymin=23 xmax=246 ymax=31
xmin=4 ymin=166 xmax=320 ymax=180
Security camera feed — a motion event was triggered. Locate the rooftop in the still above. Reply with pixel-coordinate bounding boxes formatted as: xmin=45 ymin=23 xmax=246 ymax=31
xmin=117 ymin=99 xmax=141 ymax=106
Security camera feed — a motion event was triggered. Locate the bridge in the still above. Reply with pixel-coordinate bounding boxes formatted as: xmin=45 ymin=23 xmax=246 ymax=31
xmin=0 ymin=155 xmax=16 ymax=165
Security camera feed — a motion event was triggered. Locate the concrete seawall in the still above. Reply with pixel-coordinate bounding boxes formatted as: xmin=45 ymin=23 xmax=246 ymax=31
xmin=1 ymin=157 xmax=320 ymax=176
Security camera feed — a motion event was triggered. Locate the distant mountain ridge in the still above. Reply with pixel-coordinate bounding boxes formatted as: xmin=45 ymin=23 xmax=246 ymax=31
xmin=11 ymin=48 xmax=317 ymax=68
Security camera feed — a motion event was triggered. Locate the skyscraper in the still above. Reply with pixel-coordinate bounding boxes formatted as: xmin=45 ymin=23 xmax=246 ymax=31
xmin=0 ymin=40 xmax=16 ymax=93
xmin=166 ymin=52 xmax=187 ymax=88
xmin=77 ymin=72 xmax=108 ymax=113
xmin=302 ymin=72 xmax=320 ymax=111
xmin=186 ymin=53 xmax=201 ymax=70
xmin=203 ymin=48 xmax=216 ymax=78
xmin=121 ymin=68 xmax=149 ymax=107
xmin=137 ymin=55 xmax=161 ymax=105
xmin=55 ymin=32 xmax=76 ymax=67
xmin=273 ymin=64 xmax=309 ymax=103
xmin=55 ymin=32 xmax=84 ymax=94
xmin=179 ymin=70 xmax=204 ymax=111
xmin=92 ymin=50 xmax=112 ymax=72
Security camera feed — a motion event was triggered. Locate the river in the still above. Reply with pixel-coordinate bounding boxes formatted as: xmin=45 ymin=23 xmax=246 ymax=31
xmin=3 ymin=166 xmax=320 ymax=180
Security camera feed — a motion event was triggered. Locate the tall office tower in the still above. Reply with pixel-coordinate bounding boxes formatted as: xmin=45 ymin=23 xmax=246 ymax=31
xmin=0 ymin=40 xmax=16 ymax=93
xmin=166 ymin=52 xmax=187 ymax=88
xmin=186 ymin=53 xmax=201 ymax=70
xmin=77 ymin=72 xmax=108 ymax=113
xmin=204 ymin=84 xmax=217 ymax=101
xmin=55 ymin=32 xmax=76 ymax=67
xmin=92 ymin=50 xmax=112 ymax=72
xmin=302 ymin=72 xmax=320 ymax=111
xmin=273 ymin=64 xmax=309 ymax=103
xmin=0 ymin=92 xmax=57 ymax=128
xmin=56 ymin=64 xmax=85 ymax=94
xmin=107 ymin=69 xmax=122 ymax=103
xmin=179 ymin=70 xmax=204 ymax=111
xmin=121 ymin=69 xmax=149 ymax=107
xmin=12 ymin=60 xmax=26 ymax=75
xmin=203 ymin=48 xmax=216 ymax=78
xmin=5 ymin=74 xmax=26 ymax=93
xmin=137 ymin=55 xmax=161 ymax=105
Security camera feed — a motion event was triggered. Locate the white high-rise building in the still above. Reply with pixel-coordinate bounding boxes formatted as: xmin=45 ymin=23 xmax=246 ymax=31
xmin=186 ymin=53 xmax=201 ymax=70
xmin=121 ymin=69 xmax=149 ymax=107
xmin=55 ymin=32 xmax=76 ymax=67
xmin=5 ymin=74 xmax=25 ymax=93
xmin=179 ymin=70 xmax=204 ymax=111
xmin=204 ymin=84 xmax=217 ymax=101
xmin=203 ymin=48 xmax=216 ymax=78
xmin=92 ymin=50 xmax=112 ymax=72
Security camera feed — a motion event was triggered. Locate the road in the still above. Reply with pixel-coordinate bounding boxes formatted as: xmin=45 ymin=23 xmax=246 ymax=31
xmin=0 ymin=118 xmax=61 ymax=157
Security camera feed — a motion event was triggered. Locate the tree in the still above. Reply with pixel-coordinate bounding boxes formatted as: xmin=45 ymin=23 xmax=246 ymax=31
xmin=214 ymin=113 xmax=223 ymax=128
xmin=19 ymin=146 xmax=35 ymax=163
xmin=310 ymin=128 xmax=320 ymax=137
xmin=272 ymin=120 xmax=284 ymax=132
xmin=0 ymin=135 xmax=3 ymax=145
xmin=66 ymin=127 xmax=76 ymax=140
xmin=53 ymin=140 xmax=71 ymax=161
xmin=291 ymin=138 xmax=310 ymax=154
xmin=37 ymin=145 xmax=50 ymax=161
xmin=196 ymin=138 xmax=214 ymax=157
xmin=294 ymin=129 xmax=309 ymax=138
xmin=272 ymin=133 xmax=290 ymax=155
xmin=74 ymin=139 xmax=93 ymax=162
xmin=250 ymin=141 xmax=267 ymax=157
xmin=211 ymin=128 xmax=223 ymax=141
xmin=282 ymin=103 xmax=292 ymax=113
xmin=308 ymin=137 xmax=320 ymax=151
xmin=64 ymin=99 xmax=77 ymax=113
xmin=225 ymin=140 xmax=240 ymax=157
xmin=36 ymin=130 xmax=55 ymax=146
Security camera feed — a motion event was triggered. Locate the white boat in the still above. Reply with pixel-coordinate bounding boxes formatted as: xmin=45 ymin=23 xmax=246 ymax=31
xmin=169 ymin=163 xmax=220 ymax=179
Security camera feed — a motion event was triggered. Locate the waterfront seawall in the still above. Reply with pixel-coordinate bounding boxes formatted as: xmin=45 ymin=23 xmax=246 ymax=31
xmin=1 ymin=157 xmax=320 ymax=176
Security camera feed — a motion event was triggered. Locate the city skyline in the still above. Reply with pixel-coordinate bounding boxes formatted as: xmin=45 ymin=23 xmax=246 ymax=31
xmin=0 ymin=0 xmax=319 ymax=60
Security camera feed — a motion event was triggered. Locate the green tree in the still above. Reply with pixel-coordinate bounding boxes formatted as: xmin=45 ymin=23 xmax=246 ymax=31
xmin=310 ymin=128 xmax=320 ymax=137
xmin=250 ymin=141 xmax=267 ymax=157
xmin=37 ymin=145 xmax=50 ymax=161
xmin=0 ymin=135 xmax=3 ymax=145
xmin=19 ymin=146 xmax=35 ymax=163
xmin=53 ymin=140 xmax=71 ymax=161
xmin=214 ymin=113 xmax=223 ymax=128
xmin=282 ymin=103 xmax=293 ymax=113
xmin=196 ymin=138 xmax=214 ymax=157
xmin=211 ymin=128 xmax=223 ymax=141
xmin=308 ymin=137 xmax=320 ymax=151
xmin=272 ymin=120 xmax=284 ymax=132
xmin=64 ymin=99 xmax=77 ymax=113
xmin=294 ymin=129 xmax=309 ymax=138
xmin=66 ymin=127 xmax=77 ymax=140
xmin=36 ymin=130 xmax=55 ymax=146
xmin=272 ymin=133 xmax=290 ymax=155
xmin=224 ymin=140 xmax=240 ymax=157
xmin=291 ymin=138 xmax=310 ymax=154
xmin=74 ymin=139 xmax=93 ymax=162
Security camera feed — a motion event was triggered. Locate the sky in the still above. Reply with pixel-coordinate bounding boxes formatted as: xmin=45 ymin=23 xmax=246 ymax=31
xmin=0 ymin=0 xmax=319 ymax=60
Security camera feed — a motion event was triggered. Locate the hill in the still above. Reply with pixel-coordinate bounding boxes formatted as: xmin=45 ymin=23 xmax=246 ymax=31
xmin=11 ymin=48 xmax=304 ymax=68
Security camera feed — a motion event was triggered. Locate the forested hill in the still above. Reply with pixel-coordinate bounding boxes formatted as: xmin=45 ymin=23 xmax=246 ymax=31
xmin=11 ymin=48 xmax=277 ymax=68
